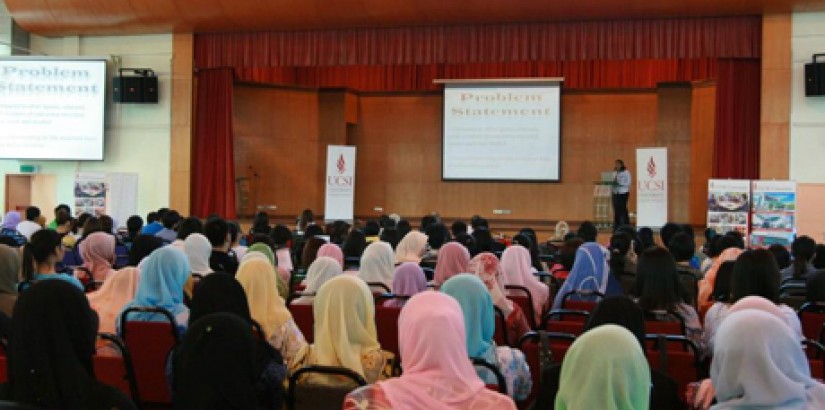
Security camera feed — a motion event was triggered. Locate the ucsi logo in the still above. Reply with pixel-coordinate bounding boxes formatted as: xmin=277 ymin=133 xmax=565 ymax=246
xmin=638 ymin=180 xmax=666 ymax=191
xmin=647 ymin=156 xmax=657 ymax=178
xmin=328 ymin=176 xmax=354 ymax=187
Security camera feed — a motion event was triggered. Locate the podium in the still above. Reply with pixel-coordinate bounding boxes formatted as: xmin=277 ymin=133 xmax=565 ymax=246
xmin=593 ymin=182 xmax=614 ymax=230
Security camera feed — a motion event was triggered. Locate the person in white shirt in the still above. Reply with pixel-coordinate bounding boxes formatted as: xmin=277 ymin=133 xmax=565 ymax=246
xmin=16 ymin=206 xmax=43 ymax=240
xmin=612 ymin=159 xmax=632 ymax=230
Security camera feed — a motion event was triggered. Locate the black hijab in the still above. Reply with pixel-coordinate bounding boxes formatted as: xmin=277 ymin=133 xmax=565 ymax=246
xmin=173 ymin=313 xmax=259 ymax=410
xmin=583 ymin=295 xmax=646 ymax=348
xmin=128 ymin=235 xmax=164 ymax=266
xmin=7 ymin=280 xmax=104 ymax=409
xmin=188 ymin=273 xmax=252 ymax=326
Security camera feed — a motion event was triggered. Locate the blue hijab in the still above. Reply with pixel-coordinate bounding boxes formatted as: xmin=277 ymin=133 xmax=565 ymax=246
xmin=120 ymin=246 xmax=190 ymax=325
xmin=441 ymin=274 xmax=495 ymax=358
xmin=552 ymin=242 xmax=623 ymax=309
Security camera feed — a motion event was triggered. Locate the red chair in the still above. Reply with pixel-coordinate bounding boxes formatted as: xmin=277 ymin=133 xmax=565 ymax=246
xmin=505 ymin=285 xmax=537 ymax=329
xmin=119 ymin=307 xmax=180 ymax=406
xmin=0 ymin=355 xmax=6 ymax=384
xmin=644 ymin=316 xmax=687 ymax=351
xmin=541 ymin=309 xmax=589 ymax=336
xmin=517 ymin=331 xmax=576 ymax=408
xmin=645 ymin=334 xmax=704 ymax=400
xmin=798 ymin=303 xmax=825 ymax=342
xmin=803 ymin=339 xmax=825 ymax=376
xmin=560 ymin=290 xmax=603 ymax=312
xmin=471 ymin=358 xmax=507 ymax=395
xmin=375 ymin=304 xmax=403 ymax=358
xmin=493 ymin=306 xmax=509 ymax=347
xmin=289 ymin=303 xmax=314 ymax=343
xmin=94 ymin=333 xmax=140 ymax=405
xmin=287 ymin=365 xmax=367 ymax=410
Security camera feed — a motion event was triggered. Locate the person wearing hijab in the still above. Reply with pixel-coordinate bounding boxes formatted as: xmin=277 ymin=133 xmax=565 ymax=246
xmin=317 ymin=243 xmax=344 ymax=268
xmin=359 ymin=242 xmax=397 ymax=292
xmin=434 ymin=242 xmax=471 ymax=286
xmin=500 ymin=245 xmax=550 ymax=324
xmin=117 ymin=247 xmax=190 ymax=334
xmin=531 ymin=296 xmax=684 ymax=410
xmin=395 ymin=231 xmax=428 ymax=264
xmin=127 ymin=234 xmax=164 ymax=267
xmin=705 ymin=310 xmax=825 ymax=409
xmin=0 ymin=211 xmax=26 ymax=246
xmin=697 ymin=247 xmax=743 ymax=313
xmin=2 ymin=280 xmax=137 ymax=409
xmin=290 ymin=275 xmax=394 ymax=386
xmin=182 ymin=233 xmax=215 ymax=300
xmin=242 ymin=247 xmax=290 ymax=300
xmin=291 ymin=256 xmax=342 ymax=305
xmin=236 ymin=258 xmax=306 ymax=364
xmin=554 ymin=325 xmax=651 ymax=410
xmin=441 ymin=274 xmax=531 ymax=401
xmin=469 ymin=252 xmax=531 ymax=346
xmin=344 ymin=292 xmax=517 ymax=410
xmin=87 ymin=267 xmax=140 ymax=335
xmin=385 ymin=263 xmax=428 ymax=308
xmin=551 ymin=242 xmax=624 ymax=310
xmin=74 ymin=231 xmax=116 ymax=283
xmin=0 ymin=244 xmax=19 ymax=317
xmin=172 ymin=313 xmax=284 ymax=410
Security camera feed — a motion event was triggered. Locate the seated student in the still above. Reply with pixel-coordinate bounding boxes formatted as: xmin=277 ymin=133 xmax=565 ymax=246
xmin=342 ymin=229 xmax=367 ymax=262
xmin=123 ymin=215 xmax=144 ymax=248
xmin=807 ymin=270 xmax=825 ymax=304
xmin=549 ymin=236 xmax=583 ymax=276
xmin=441 ymin=274 xmax=532 ymax=401
xmin=668 ymin=232 xmax=702 ymax=278
xmin=359 ymin=242 xmax=397 ymax=292
xmin=172 ymin=313 xmax=285 ymax=410
xmin=317 ymin=243 xmax=344 ymax=269
xmin=245 ymin=242 xmax=289 ymax=297
xmin=701 ymin=261 xmax=736 ymax=352
xmin=472 ymin=228 xmax=503 ymax=254
xmin=141 ymin=208 xmax=166 ymax=235
xmin=204 ymin=218 xmax=238 ymax=275
xmin=0 ymin=211 xmax=27 ymax=247
xmin=227 ymin=221 xmax=247 ymax=261
xmin=87 ymin=267 xmax=141 ymax=335
xmin=530 ymin=296 xmax=684 ymax=410
xmin=768 ymin=243 xmax=792 ymax=271
xmin=271 ymin=224 xmax=294 ymax=272
xmin=1 ymin=280 xmax=137 ymax=410
xmin=734 ymin=250 xmax=803 ymax=338
xmin=21 ymin=229 xmax=84 ymax=291
xmin=815 ymin=244 xmax=825 ymax=270
xmin=551 ymin=242 xmax=624 ymax=310
xmin=500 ymin=245 xmax=550 ymax=325
xmin=395 ymin=231 xmax=428 ymax=264
xmin=75 ymin=231 xmax=117 ymax=283
xmin=608 ymin=232 xmax=636 ymax=294
xmin=422 ymin=223 xmax=450 ymax=263
xmin=16 ymin=206 xmax=43 ymax=240
xmin=300 ymin=236 xmax=327 ymax=271
xmin=289 ymin=275 xmax=394 ymax=386
xmin=182 ymin=233 xmax=215 ymax=299
xmin=694 ymin=309 xmax=825 ymax=410
xmin=697 ymin=236 xmax=744 ymax=312
xmin=291 ymin=256 xmax=343 ymax=305
xmin=434 ymin=241 xmax=471 ymax=286
xmin=47 ymin=203 xmax=71 ymax=229
xmin=344 ymin=291 xmax=517 ymax=410
xmin=364 ymin=220 xmax=381 ymax=244
xmin=118 ymin=247 xmax=190 ymax=334
xmin=782 ymin=235 xmax=818 ymax=282
xmin=384 ymin=263 xmax=428 ymax=308
xmin=451 ymin=220 xmax=468 ymax=238
xmin=250 ymin=211 xmax=272 ymax=236
xmin=554 ymin=325 xmax=651 ymax=410
xmin=468 ymin=253 xmax=531 ymax=346
xmin=635 ymin=247 xmax=705 ymax=356
xmin=155 ymin=210 xmax=180 ymax=244
xmin=236 ymin=258 xmax=306 ymax=364
xmin=127 ymin=234 xmax=164 ymax=267
xmin=0 ymin=245 xmax=19 ymax=318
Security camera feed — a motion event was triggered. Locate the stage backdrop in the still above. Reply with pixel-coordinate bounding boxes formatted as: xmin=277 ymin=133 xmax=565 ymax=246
xmin=636 ymin=147 xmax=668 ymax=228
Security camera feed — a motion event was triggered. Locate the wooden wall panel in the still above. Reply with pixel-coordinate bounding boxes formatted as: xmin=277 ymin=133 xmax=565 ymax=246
xmin=689 ymin=82 xmax=717 ymax=226
xmin=349 ymin=91 xmax=659 ymax=222
xmin=655 ymin=84 xmax=693 ymax=224
xmin=170 ymin=33 xmax=193 ymax=215
xmin=760 ymin=13 xmax=792 ymax=179
xmin=233 ymin=85 xmax=322 ymax=217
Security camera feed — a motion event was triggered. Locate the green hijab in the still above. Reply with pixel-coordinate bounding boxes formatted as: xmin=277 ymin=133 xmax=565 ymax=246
xmin=247 ymin=243 xmax=276 ymax=266
xmin=555 ymin=324 xmax=650 ymax=410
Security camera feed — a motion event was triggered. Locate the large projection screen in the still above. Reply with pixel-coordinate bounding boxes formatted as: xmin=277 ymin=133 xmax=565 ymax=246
xmin=0 ymin=57 xmax=107 ymax=160
xmin=441 ymin=79 xmax=562 ymax=181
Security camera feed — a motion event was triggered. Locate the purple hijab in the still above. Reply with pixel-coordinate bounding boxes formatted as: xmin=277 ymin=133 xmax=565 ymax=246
xmin=386 ymin=262 xmax=428 ymax=308
xmin=2 ymin=212 xmax=21 ymax=230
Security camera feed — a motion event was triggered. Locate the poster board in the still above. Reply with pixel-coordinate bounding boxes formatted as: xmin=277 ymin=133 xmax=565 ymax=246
xmin=707 ymin=179 xmax=751 ymax=237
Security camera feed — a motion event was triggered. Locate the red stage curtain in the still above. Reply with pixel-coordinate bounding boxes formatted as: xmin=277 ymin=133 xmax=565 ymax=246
xmin=192 ymin=68 xmax=237 ymax=219
xmin=713 ymin=58 xmax=761 ymax=179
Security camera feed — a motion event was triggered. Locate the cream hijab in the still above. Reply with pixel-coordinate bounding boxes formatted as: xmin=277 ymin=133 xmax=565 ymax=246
xmin=87 ymin=267 xmax=141 ymax=334
xmin=293 ymin=256 xmax=343 ymax=304
xmin=395 ymin=231 xmax=428 ymax=264
xmin=359 ymin=242 xmax=396 ymax=291
xmin=311 ymin=275 xmax=381 ymax=377
xmin=235 ymin=258 xmax=292 ymax=338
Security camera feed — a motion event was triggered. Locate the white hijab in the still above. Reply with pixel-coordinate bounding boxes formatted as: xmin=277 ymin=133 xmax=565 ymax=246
xmin=359 ymin=242 xmax=396 ymax=291
xmin=395 ymin=231 xmax=428 ymax=264
xmin=292 ymin=256 xmax=342 ymax=304
xmin=183 ymin=233 xmax=213 ymax=275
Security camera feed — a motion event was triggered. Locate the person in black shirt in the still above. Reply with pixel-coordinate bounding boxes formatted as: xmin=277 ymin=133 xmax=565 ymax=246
xmin=205 ymin=218 xmax=238 ymax=275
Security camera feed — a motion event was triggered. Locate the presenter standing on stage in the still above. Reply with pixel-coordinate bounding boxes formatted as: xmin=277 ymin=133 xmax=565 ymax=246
xmin=612 ymin=159 xmax=632 ymax=230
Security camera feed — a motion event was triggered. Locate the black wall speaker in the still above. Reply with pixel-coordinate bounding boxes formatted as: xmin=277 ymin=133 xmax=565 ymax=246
xmin=113 ymin=75 xmax=159 ymax=103
xmin=805 ymin=54 xmax=825 ymax=97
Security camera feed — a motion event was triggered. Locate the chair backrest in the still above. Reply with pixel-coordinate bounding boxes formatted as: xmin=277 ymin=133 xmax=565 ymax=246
xmin=561 ymin=290 xmax=604 ymax=312
xmin=94 ymin=333 xmax=140 ymax=405
xmin=114 ymin=245 xmax=130 ymax=269
xmin=374 ymin=304 xmax=403 ymax=358
xmin=289 ymin=303 xmax=314 ymax=343
xmin=365 ymin=282 xmax=391 ymax=294
xmin=471 ymin=358 xmax=507 ymax=395
xmin=803 ymin=339 xmax=825 ymax=376
xmin=287 ymin=365 xmax=367 ymax=410
xmin=643 ymin=312 xmax=687 ymax=342
xmin=0 ymin=355 xmax=6 ymax=384
xmin=505 ymin=285 xmax=536 ymax=329
xmin=644 ymin=334 xmax=703 ymax=400
xmin=119 ymin=307 xmax=179 ymax=405
xmin=517 ymin=331 xmax=576 ymax=407
xmin=421 ymin=267 xmax=435 ymax=281
xmin=542 ymin=309 xmax=590 ymax=325
xmin=799 ymin=303 xmax=825 ymax=341
xmin=343 ymin=256 xmax=360 ymax=269
xmin=493 ymin=306 xmax=509 ymax=347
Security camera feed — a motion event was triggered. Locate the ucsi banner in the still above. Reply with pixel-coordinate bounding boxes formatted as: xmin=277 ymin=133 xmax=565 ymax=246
xmin=635 ymin=147 xmax=668 ymax=227
xmin=324 ymin=145 xmax=357 ymax=222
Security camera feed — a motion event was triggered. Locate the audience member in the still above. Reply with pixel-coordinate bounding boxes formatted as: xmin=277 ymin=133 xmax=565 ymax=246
xmin=359 ymin=242 xmax=396 ymax=291
xmin=395 ymin=231 xmax=428 ymax=263
xmin=434 ymin=241 xmax=472 ymax=286
xmin=118 ymin=247 xmax=190 ymax=333
xmin=204 ymin=218 xmax=238 ymax=275
xmin=782 ymin=235 xmax=817 ymax=281
xmin=385 ymin=263 xmax=427 ymax=308
xmin=552 ymin=242 xmax=624 ymax=309
xmin=0 ymin=211 xmax=26 ymax=247
xmin=16 ymin=206 xmax=43 ymax=240
xmin=87 ymin=267 xmax=140 ymax=334
xmin=500 ymin=245 xmax=550 ymax=325
xmin=292 ymin=256 xmax=342 ymax=305
xmin=127 ymin=234 xmax=163 ymax=267
xmin=22 ymin=229 xmax=84 ymax=291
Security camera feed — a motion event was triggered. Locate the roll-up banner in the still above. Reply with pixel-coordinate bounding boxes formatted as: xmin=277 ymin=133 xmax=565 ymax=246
xmin=635 ymin=147 xmax=668 ymax=228
xmin=324 ymin=145 xmax=357 ymax=222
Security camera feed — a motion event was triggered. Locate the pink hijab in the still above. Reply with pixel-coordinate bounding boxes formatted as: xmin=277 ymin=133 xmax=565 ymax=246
xmin=434 ymin=242 xmax=471 ymax=285
xmin=317 ymin=244 xmax=344 ymax=268
xmin=469 ymin=252 xmax=513 ymax=315
xmin=87 ymin=267 xmax=140 ymax=334
xmin=78 ymin=232 xmax=116 ymax=282
xmin=378 ymin=291 xmax=516 ymax=410
xmin=698 ymin=247 xmax=743 ymax=311
xmin=500 ymin=245 xmax=549 ymax=323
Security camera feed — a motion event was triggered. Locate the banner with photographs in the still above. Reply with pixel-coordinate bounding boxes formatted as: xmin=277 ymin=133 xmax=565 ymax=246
xmin=750 ymin=180 xmax=796 ymax=248
xmin=74 ymin=172 xmax=107 ymax=217
xmin=707 ymin=179 xmax=751 ymax=237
